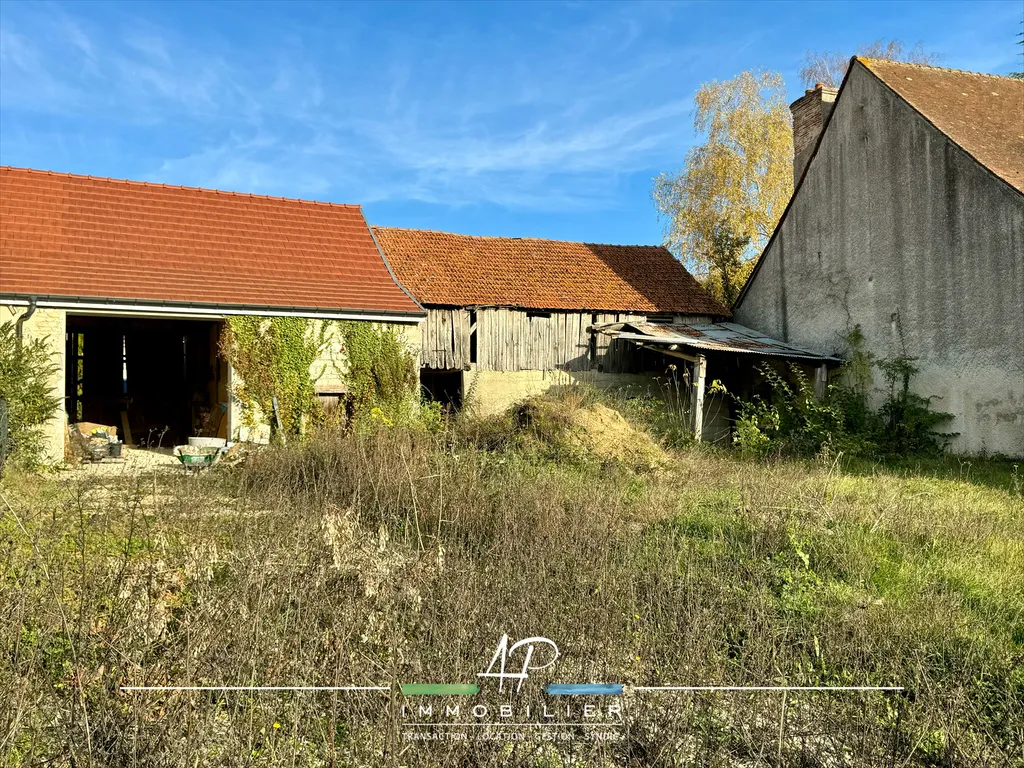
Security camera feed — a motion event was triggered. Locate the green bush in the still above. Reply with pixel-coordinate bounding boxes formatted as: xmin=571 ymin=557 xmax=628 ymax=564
xmin=732 ymin=327 xmax=955 ymax=459
xmin=732 ymin=399 xmax=778 ymax=458
xmin=876 ymin=355 xmax=955 ymax=455
xmin=0 ymin=320 xmax=61 ymax=470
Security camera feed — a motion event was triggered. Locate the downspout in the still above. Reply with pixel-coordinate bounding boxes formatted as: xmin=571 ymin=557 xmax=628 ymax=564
xmin=15 ymin=296 xmax=38 ymax=351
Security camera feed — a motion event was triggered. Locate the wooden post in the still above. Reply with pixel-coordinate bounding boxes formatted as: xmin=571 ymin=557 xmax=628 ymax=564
xmin=813 ymin=364 xmax=828 ymax=400
xmin=271 ymin=396 xmax=286 ymax=445
xmin=691 ymin=354 xmax=706 ymax=441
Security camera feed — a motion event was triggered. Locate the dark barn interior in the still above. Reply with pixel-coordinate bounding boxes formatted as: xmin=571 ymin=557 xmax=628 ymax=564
xmin=419 ymin=367 xmax=463 ymax=411
xmin=65 ymin=315 xmax=228 ymax=448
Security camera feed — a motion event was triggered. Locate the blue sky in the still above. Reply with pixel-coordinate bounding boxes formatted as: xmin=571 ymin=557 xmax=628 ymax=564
xmin=1 ymin=0 xmax=1021 ymax=246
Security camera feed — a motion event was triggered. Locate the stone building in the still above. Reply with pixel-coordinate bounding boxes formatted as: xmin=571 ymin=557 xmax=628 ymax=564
xmin=734 ymin=58 xmax=1024 ymax=456
xmin=0 ymin=167 xmax=424 ymax=461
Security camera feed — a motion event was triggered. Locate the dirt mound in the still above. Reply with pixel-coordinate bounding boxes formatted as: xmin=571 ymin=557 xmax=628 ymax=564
xmin=568 ymin=403 xmax=668 ymax=470
xmin=512 ymin=396 xmax=668 ymax=470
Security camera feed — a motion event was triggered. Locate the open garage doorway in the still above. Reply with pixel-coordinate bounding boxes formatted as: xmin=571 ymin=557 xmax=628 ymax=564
xmin=65 ymin=315 xmax=229 ymax=448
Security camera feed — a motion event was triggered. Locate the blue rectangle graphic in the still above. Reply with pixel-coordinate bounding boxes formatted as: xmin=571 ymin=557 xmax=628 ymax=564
xmin=545 ymin=684 xmax=623 ymax=696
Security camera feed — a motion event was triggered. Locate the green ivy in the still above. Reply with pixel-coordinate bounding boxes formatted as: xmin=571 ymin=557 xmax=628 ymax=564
xmin=336 ymin=321 xmax=417 ymax=425
xmin=220 ymin=317 xmax=329 ymax=440
xmin=221 ymin=318 xmax=420 ymax=440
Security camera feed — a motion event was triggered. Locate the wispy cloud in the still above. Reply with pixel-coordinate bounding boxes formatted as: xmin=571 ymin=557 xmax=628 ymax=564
xmin=0 ymin=2 xmax=706 ymax=211
xmin=5 ymin=0 xmax=1006 ymax=220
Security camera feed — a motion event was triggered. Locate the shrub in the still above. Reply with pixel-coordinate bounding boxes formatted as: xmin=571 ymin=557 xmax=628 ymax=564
xmin=733 ymin=364 xmax=849 ymax=457
xmin=732 ymin=329 xmax=954 ymax=460
xmin=0 ymin=320 xmax=61 ymax=470
xmin=876 ymin=355 xmax=955 ymax=455
xmin=733 ymin=399 xmax=779 ymax=458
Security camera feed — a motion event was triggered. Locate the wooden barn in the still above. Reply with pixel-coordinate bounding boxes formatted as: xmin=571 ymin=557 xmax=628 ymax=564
xmin=372 ymin=227 xmax=733 ymax=422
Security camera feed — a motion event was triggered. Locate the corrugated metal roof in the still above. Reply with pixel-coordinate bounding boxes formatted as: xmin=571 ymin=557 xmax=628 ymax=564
xmin=594 ymin=321 xmax=841 ymax=363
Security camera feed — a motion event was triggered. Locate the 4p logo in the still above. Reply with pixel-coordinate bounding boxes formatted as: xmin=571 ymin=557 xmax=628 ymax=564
xmin=478 ymin=634 xmax=560 ymax=692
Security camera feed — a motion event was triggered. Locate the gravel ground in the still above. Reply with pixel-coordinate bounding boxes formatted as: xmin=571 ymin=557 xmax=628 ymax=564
xmin=73 ymin=447 xmax=183 ymax=475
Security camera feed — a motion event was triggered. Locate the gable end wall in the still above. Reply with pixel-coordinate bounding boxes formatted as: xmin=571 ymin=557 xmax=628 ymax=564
xmin=735 ymin=63 xmax=1024 ymax=456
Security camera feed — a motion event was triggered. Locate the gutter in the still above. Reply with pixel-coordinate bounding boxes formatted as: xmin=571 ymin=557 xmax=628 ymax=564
xmin=14 ymin=295 xmax=37 ymax=350
xmin=1 ymin=294 xmax=426 ymax=324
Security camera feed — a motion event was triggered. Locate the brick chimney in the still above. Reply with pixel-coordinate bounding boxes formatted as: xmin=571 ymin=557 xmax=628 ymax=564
xmin=790 ymin=83 xmax=838 ymax=180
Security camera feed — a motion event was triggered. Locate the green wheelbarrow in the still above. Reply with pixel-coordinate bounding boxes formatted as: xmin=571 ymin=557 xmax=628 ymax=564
xmin=174 ymin=447 xmax=224 ymax=470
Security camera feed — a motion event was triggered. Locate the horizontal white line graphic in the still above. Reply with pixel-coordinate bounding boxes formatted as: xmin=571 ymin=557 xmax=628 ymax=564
xmin=120 ymin=685 xmax=390 ymax=692
xmin=634 ymin=686 xmax=904 ymax=692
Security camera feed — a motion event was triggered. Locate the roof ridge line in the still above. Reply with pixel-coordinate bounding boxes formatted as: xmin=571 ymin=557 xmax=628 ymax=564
xmin=0 ymin=165 xmax=361 ymax=209
xmin=853 ymin=56 xmax=1021 ymax=81
xmin=372 ymin=225 xmax=666 ymax=250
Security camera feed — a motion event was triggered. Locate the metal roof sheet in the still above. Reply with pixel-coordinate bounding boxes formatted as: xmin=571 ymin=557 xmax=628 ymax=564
xmin=594 ymin=321 xmax=842 ymax=363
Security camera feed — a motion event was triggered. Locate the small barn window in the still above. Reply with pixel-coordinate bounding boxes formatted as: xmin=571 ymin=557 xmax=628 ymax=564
xmin=526 ymin=310 xmax=552 ymax=319
xmin=469 ymin=310 xmax=478 ymax=364
xmin=646 ymin=313 xmax=676 ymax=324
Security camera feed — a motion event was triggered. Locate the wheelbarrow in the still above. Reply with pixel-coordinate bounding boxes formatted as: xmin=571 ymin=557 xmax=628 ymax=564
xmin=174 ymin=447 xmax=223 ymax=471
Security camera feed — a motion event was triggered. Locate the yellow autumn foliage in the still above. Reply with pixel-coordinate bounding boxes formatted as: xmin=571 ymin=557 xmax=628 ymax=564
xmin=654 ymin=69 xmax=793 ymax=284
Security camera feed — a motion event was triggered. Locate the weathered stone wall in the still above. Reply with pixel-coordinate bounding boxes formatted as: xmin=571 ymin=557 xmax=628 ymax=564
xmin=2 ymin=305 xmax=67 ymax=463
xmin=735 ymin=63 xmax=1024 ymax=456
xmin=230 ymin=319 xmax=422 ymax=443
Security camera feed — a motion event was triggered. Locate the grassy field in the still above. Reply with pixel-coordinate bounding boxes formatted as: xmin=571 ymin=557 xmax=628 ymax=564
xmin=1 ymin=393 xmax=1021 ymax=766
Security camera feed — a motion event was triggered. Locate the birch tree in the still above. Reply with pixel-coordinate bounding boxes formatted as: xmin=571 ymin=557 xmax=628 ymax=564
xmin=800 ymin=40 xmax=940 ymax=88
xmin=653 ymin=69 xmax=792 ymax=298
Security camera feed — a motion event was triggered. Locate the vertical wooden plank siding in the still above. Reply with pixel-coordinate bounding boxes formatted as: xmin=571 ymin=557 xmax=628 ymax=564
xmin=813 ymin=364 xmax=828 ymax=399
xmin=422 ymin=307 xmax=667 ymax=374
xmin=420 ymin=308 xmax=472 ymax=370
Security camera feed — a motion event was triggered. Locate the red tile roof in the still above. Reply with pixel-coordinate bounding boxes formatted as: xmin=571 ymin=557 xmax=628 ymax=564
xmin=0 ymin=167 xmax=423 ymax=317
xmin=372 ymin=227 xmax=731 ymax=317
xmin=858 ymin=58 xmax=1024 ymax=193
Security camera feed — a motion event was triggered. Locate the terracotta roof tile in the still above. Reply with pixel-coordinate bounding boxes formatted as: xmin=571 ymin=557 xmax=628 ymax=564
xmin=0 ymin=167 xmax=423 ymax=316
xmin=857 ymin=58 xmax=1024 ymax=193
xmin=372 ymin=227 xmax=730 ymax=317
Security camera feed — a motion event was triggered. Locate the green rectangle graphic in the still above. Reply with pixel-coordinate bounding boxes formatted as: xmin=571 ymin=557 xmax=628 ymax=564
xmin=400 ymin=684 xmax=480 ymax=696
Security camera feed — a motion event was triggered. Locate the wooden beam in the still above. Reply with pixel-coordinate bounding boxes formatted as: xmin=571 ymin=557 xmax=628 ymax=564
xmin=639 ymin=343 xmax=699 ymax=363
xmin=814 ymin=363 xmax=828 ymax=399
xmin=690 ymin=354 xmax=706 ymax=441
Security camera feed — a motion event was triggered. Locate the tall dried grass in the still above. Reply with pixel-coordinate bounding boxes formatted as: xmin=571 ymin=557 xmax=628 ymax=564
xmin=1 ymin=405 xmax=1021 ymax=766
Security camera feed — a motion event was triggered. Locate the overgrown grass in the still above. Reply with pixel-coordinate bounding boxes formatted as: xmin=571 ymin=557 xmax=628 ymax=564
xmin=1 ymin=394 xmax=1021 ymax=766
